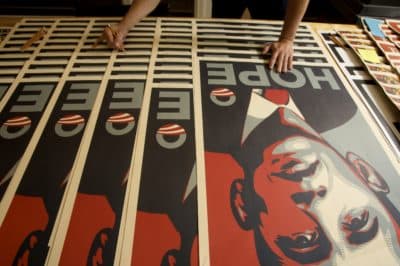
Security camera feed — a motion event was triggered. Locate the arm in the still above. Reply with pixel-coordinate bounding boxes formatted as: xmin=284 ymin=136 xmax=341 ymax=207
xmin=262 ymin=0 xmax=309 ymax=72
xmin=104 ymin=0 xmax=161 ymax=49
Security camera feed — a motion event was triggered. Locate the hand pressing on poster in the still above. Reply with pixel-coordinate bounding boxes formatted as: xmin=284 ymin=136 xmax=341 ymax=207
xmin=262 ymin=0 xmax=309 ymax=73
xmin=102 ymin=0 xmax=161 ymax=50
xmin=262 ymin=39 xmax=294 ymax=73
xmin=102 ymin=0 xmax=309 ymax=74
xmin=103 ymin=24 xmax=126 ymax=51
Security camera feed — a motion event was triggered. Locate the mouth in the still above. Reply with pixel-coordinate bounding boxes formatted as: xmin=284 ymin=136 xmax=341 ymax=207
xmin=275 ymin=226 xmax=332 ymax=264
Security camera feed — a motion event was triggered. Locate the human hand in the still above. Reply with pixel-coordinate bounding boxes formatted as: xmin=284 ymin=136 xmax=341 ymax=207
xmin=102 ymin=24 xmax=126 ymax=51
xmin=262 ymin=39 xmax=294 ymax=73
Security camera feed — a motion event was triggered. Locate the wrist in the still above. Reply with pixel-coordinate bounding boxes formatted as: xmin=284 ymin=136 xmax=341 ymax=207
xmin=117 ymin=22 xmax=130 ymax=36
xmin=117 ymin=19 xmax=133 ymax=36
xmin=279 ymin=36 xmax=294 ymax=42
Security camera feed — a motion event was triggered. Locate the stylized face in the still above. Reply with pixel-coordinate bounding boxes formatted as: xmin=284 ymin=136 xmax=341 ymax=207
xmin=252 ymin=136 xmax=400 ymax=265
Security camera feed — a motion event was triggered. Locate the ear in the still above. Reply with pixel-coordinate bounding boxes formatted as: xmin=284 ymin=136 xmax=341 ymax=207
xmin=230 ymin=179 xmax=252 ymax=230
xmin=346 ymin=152 xmax=389 ymax=194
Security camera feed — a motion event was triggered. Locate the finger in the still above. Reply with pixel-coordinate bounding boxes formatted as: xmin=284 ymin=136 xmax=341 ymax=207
xmin=114 ymin=32 xmax=125 ymax=51
xmin=287 ymin=54 xmax=293 ymax=70
xmin=103 ymin=27 xmax=115 ymax=48
xmin=282 ymin=55 xmax=288 ymax=73
xmin=92 ymin=34 xmax=105 ymax=48
xmin=276 ymin=54 xmax=284 ymax=73
xmin=114 ymin=32 xmax=124 ymax=50
xmin=262 ymin=43 xmax=272 ymax=54
xmin=269 ymin=51 xmax=278 ymax=70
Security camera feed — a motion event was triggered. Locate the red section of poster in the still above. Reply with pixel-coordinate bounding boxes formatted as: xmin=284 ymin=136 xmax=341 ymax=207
xmin=132 ymin=211 xmax=181 ymax=265
xmin=60 ymin=193 xmax=115 ymax=265
xmin=264 ymin=89 xmax=290 ymax=105
xmin=0 ymin=195 xmax=48 ymax=265
xmin=205 ymin=151 xmax=259 ymax=265
xmin=191 ymin=235 xmax=199 ymax=266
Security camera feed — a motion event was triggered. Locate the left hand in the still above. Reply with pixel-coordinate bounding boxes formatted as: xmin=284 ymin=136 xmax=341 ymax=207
xmin=103 ymin=24 xmax=126 ymax=51
xmin=262 ymin=39 xmax=294 ymax=73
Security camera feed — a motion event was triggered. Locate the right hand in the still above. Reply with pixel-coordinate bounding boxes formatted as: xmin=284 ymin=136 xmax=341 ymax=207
xmin=262 ymin=39 xmax=294 ymax=73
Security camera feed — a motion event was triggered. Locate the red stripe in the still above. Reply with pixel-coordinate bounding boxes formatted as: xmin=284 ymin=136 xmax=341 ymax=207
xmin=59 ymin=115 xmax=82 ymax=122
xmin=108 ymin=117 xmax=134 ymax=123
xmin=5 ymin=116 xmax=30 ymax=123
xmin=157 ymin=124 xmax=185 ymax=135
xmin=58 ymin=119 xmax=85 ymax=125
xmin=157 ymin=129 xmax=186 ymax=136
xmin=211 ymin=88 xmax=234 ymax=96
xmin=4 ymin=120 xmax=31 ymax=126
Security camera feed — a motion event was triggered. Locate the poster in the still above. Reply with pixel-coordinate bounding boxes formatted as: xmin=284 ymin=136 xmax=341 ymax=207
xmin=55 ymin=80 xmax=145 ymax=265
xmin=199 ymin=60 xmax=400 ymax=265
xmin=0 ymin=17 xmax=399 ymax=266
xmin=0 ymin=81 xmax=100 ymax=265
xmin=130 ymin=88 xmax=198 ymax=265
xmin=0 ymin=83 xmax=56 ymax=202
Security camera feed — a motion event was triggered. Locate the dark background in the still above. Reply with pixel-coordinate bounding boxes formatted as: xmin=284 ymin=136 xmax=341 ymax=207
xmin=0 ymin=0 xmax=399 ymax=23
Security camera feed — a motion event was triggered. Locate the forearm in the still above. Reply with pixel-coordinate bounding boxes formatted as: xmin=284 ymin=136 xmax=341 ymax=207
xmin=118 ymin=0 xmax=161 ymax=34
xmin=280 ymin=0 xmax=309 ymax=41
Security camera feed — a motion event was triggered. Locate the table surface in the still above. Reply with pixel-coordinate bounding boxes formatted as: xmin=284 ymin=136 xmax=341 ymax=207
xmin=0 ymin=15 xmax=399 ymax=266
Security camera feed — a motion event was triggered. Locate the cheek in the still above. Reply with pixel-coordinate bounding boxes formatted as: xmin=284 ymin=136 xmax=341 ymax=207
xmin=253 ymin=171 xmax=320 ymax=251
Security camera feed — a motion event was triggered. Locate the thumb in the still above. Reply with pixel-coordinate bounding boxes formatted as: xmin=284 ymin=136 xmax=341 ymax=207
xmin=103 ymin=27 xmax=115 ymax=48
xmin=262 ymin=43 xmax=272 ymax=54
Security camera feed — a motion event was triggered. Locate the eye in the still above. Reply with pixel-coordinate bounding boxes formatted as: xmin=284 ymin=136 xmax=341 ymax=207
xmin=342 ymin=209 xmax=369 ymax=231
xmin=342 ymin=209 xmax=379 ymax=245
xmin=272 ymin=160 xmax=319 ymax=182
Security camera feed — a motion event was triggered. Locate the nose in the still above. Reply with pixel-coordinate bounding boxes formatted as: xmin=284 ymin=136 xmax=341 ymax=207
xmin=291 ymin=186 xmax=327 ymax=209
